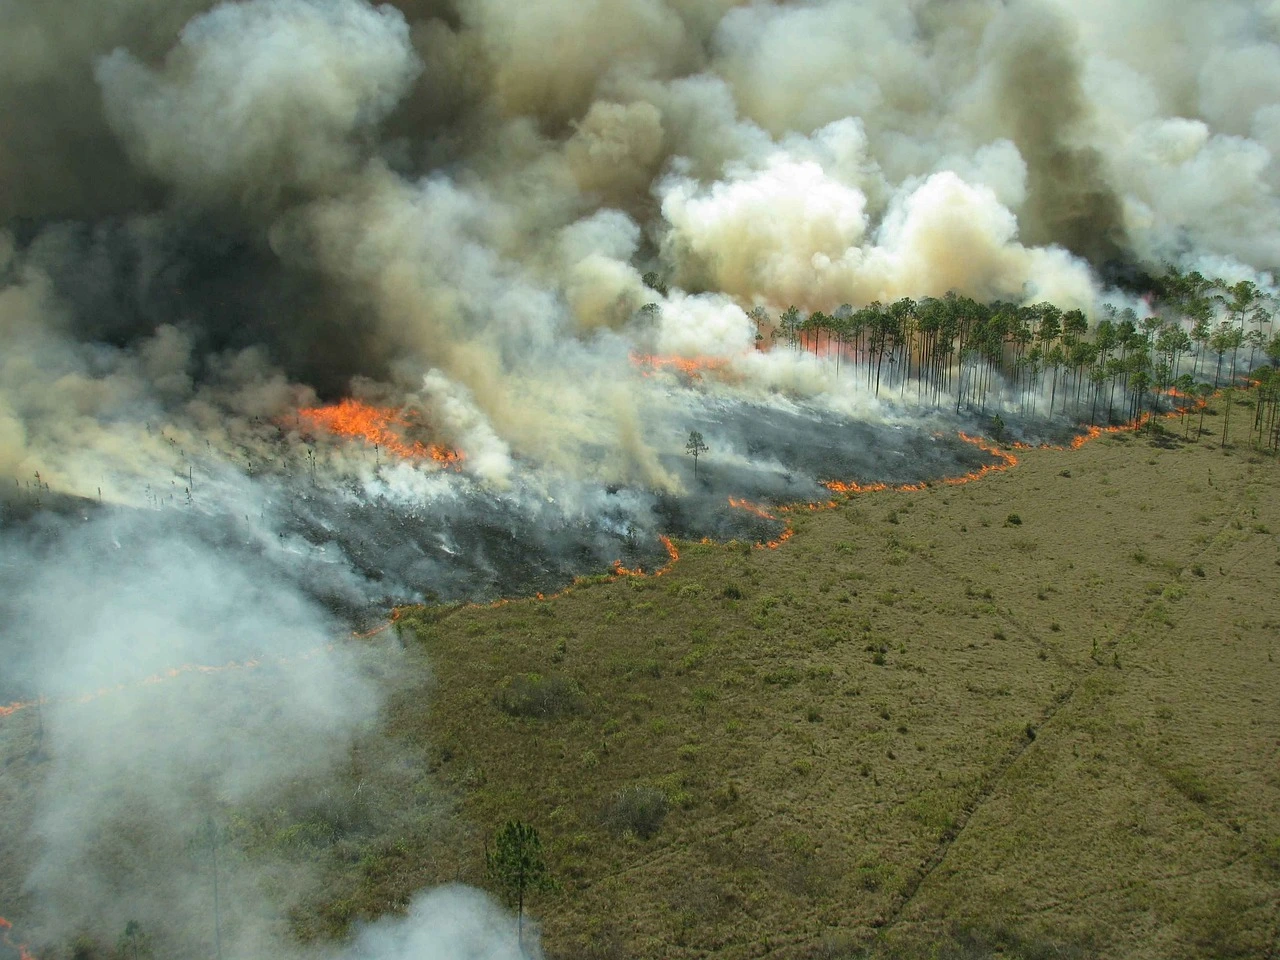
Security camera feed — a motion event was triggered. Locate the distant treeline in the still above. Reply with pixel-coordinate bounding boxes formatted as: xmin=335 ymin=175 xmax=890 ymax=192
xmin=658 ymin=269 xmax=1280 ymax=425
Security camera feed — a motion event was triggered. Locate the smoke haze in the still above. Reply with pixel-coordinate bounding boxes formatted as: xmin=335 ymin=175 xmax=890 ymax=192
xmin=2 ymin=0 xmax=1278 ymax=954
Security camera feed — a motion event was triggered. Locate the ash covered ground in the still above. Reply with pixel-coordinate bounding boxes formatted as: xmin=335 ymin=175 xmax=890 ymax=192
xmin=2 ymin=388 xmax=1000 ymax=639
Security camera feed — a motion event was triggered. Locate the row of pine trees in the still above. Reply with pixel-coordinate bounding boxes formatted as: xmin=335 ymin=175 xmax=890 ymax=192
xmin=729 ymin=269 xmax=1280 ymax=426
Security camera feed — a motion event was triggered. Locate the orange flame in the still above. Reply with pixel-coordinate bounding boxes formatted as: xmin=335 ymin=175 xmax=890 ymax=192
xmin=298 ymin=399 xmax=463 ymax=465
xmin=611 ymin=535 xmax=680 ymax=579
xmin=630 ymin=353 xmax=730 ymax=380
xmin=1069 ymin=414 xmax=1152 ymax=449
xmin=1 ymin=917 xmax=36 ymax=960
xmin=724 ymin=498 xmax=796 ymax=549
xmin=727 ymin=496 xmax=776 ymax=521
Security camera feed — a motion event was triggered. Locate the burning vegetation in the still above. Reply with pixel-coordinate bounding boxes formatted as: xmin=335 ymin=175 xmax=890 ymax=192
xmin=298 ymin=399 xmax=464 ymax=465
xmin=4 ymin=0 xmax=1280 ymax=957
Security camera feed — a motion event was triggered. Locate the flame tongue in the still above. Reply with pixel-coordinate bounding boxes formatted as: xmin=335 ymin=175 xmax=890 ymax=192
xmin=297 ymin=398 xmax=463 ymax=464
xmin=0 ymin=917 xmax=36 ymax=960
xmin=630 ymin=353 xmax=730 ymax=379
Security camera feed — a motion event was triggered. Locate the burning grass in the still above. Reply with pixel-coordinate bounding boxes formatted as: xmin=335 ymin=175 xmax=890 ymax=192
xmin=327 ymin=420 xmax=1280 ymax=959
xmin=297 ymin=398 xmax=464 ymax=465
xmin=630 ymin=353 xmax=733 ymax=381
xmin=0 ymin=917 xmax=35 ymax=960
xmin=3 ymin=395 xmax=1278 ymax=960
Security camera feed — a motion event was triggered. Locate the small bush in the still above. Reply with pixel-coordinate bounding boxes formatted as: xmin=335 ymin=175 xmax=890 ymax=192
xmin=604 ymin=785 xmax=669 ymax=839
xmin=1166 ymin=766 xmax=1211 ymax=805
xmin=720 ymin=583 xmax=744 ymax=600
xmin=1005 ymin=513 xmax=1023 ymax=526
xmin=494 ymin=673 xmax=585 ymax=719
xmin=763 ymin=666 xmax=801 ymax=686
xmin=713 ymin=782 xmax=740 ymax=808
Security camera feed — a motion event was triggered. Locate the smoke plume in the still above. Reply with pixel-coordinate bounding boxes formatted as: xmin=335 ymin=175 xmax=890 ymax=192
xmin=2 ymin=0 xmax=1279 ymax=954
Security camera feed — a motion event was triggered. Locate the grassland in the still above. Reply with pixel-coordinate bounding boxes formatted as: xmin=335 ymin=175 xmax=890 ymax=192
xmin=3 ymin=401 xmax=1279 ymax=960
xmin=277 ymin=399 xmax=1279 ymax=959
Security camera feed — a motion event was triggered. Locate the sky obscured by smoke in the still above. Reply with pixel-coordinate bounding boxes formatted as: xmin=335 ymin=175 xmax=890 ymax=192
xmin=2 ymin=0 xmax=1278 ymax=954
xmin=3 ymin=0 xmax=1279 ymax=498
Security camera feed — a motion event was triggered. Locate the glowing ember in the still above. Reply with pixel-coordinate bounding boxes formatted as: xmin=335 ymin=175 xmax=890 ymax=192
xmin=1 ymin=917 xmax=36 ymax=960
xmin=298 ymin=398 xmax=463 ymax=465
xmin=727 ymin=496 xmax=776 ymax=521
xmin=611 ymin=535 xmax=680 ymax=578
xmin=630 ymin=353 xmax=730 ymax=379
xmin=725 ymin=497 xmax=795 ymax=549
xmin=1070 ymin=415 xmax=1149 ymax=449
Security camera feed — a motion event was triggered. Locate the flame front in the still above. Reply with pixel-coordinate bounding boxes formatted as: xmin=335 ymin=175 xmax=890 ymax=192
xmin=298 ymin=398 xmax=463 ymax=465
xmin=630 ymin=353 xmax=730 ymax=380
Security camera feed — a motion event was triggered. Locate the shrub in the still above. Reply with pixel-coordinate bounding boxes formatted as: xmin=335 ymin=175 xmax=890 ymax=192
xmin=763 ymin=666 xmax=801 ymax=686
xmin=494 ymin=673 xmax=584 ymax=719
xmin=604 ymin=785 xmax=669 ymax=839
xmin=1166 ymin=766 xmax=1211 ymax=805
xmin=1005 ymin=513 xmax=1022 ymax=526
xmin=720 ymin=583 xmax=744 ymax=600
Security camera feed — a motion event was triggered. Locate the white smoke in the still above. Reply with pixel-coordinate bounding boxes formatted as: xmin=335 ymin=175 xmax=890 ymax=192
xmin=4 ymin=0 xmax=1280 ymax=956
xmin=97 ymin=0 xmax=420 ymax=209
xmin=345 ymin=885 xmax=535 ymax=960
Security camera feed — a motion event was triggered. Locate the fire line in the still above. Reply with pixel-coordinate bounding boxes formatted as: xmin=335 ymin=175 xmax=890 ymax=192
xmin=297 ymin=398 xmax=464 ymax=465
xmin=0 ymin=405 xmax=1187 ymax=728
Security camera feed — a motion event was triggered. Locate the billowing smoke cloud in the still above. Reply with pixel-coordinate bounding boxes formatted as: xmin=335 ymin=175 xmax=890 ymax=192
xmin=0 ymin=506 xmax=403 ymax=954
xmin=2 ymin=0 xmax=1279 ymax=954
xmin=345 ymin=886 xmax=534 ymax=960
xmin=97 ymin=0 xmax=421 ymax=212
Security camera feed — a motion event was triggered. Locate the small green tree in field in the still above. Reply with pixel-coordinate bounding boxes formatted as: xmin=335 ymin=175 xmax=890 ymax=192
xmin=487 ymin=820 xmax=552 ymax=948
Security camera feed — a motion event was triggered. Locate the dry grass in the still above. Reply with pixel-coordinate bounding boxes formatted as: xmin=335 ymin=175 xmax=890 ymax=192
xmin=3 ymin=413 xmax=1279 ymax=960
xmin=360 ymin=425 xmax=1280 ymax=959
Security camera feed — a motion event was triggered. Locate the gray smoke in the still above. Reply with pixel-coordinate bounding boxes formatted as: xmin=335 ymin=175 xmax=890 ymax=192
xmin=2 ymin=0 xmax=1279 ymax=955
